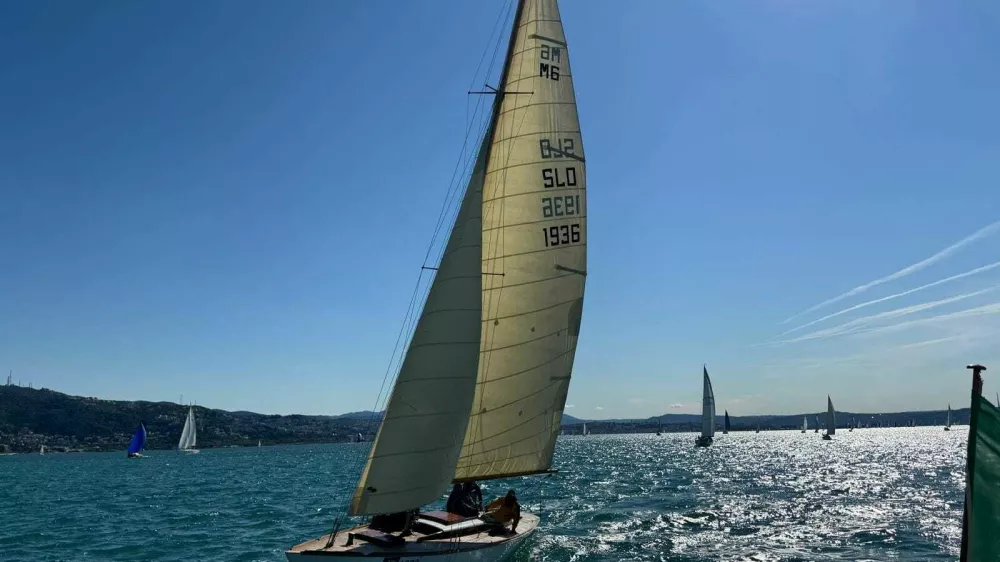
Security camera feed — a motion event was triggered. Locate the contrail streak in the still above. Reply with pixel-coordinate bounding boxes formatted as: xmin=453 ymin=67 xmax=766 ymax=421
xmin=778 ymin=260 xmax=1000 ymax=336
xmin=780 ymin=219 xmax=1000 ymax=324
xmin=770 ymin=287 xmax=1000 ymax=345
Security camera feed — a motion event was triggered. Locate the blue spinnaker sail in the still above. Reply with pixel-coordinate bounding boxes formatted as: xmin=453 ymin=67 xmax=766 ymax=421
xmin=127 ymin=423 xmax=146 ymax=456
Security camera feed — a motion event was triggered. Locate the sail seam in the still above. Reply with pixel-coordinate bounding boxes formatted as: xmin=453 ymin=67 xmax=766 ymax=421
xmin=496 ymin=100 xmax=575 ymax=118
xmin=475 ymin=348 xmax=574 ymax=385
xmin=480 ymin=325 xmax=565 ymax=353
xmin=459 ymin=411 xmax=551 ymax=455
xmin=482 ymin=186 xmax=585 ymax=204
xmin=482 ymin=243 xmax=587 ymax=263
xmin=485 ymin=296 xmax=581 ymax=322
xmin=491 ymin=129 xmax=581 ymax=144
xmin=487 ymin=156 xmax=587 ymax=175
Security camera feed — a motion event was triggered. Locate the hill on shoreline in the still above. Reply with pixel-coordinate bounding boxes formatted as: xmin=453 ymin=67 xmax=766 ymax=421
xmin=0 ymin=384 xmax=971 ymax=452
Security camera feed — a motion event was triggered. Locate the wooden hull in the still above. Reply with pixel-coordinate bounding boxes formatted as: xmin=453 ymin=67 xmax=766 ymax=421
xmin=286 ymin=513 xmax=538 ymax=561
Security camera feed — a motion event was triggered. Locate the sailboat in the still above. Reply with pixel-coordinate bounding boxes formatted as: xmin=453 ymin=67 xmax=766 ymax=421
xmin=286 ymin=1 xmax=587 ymax=558
xmin=695 ymin=366 xmax=716 ymax=447
xmin=127 ymin=422 xmax=147 ymax=458
xmin=723 ymin=410 xmax=730 ymax=435
xmin=582 ymin=423 xmax=589 ymax=436
xmin=177 ymin=406 xmax=199 ymax=453
xmin=39 ymin=445 xmax=45 ymax=455
xmin=801 ymin=415 xmax=807 ymax=433
xmin=258 ymin=440 xmax=262 ymax=448
xmin=354 ymin=433 xmax=363 ymax=443
xmin=755 ymin=420 xmax=760 ymax=434
xmin=814 ymin=414 xmax=820 ymax=433
xmin=945 ymin=404 xmax=952 ymax=431
xmin=849 ymin=416 xmax=855 ymax=432
xmin=822 ymin=396 xmax=835 ymax=440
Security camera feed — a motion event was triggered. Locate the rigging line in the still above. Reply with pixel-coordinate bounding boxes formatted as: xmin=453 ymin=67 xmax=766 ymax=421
xmin=423 ymin=0 xmax=515 ymax=270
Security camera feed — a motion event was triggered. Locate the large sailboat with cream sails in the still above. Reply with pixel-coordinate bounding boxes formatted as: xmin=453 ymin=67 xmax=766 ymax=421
xmin=287 ymin=0 xmax=587 ymax=559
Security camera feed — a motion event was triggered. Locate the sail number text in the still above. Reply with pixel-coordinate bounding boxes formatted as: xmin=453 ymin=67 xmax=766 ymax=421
xmin=542 ymin=223 xmax=581 ymax=247
xmin=541 ymin=195 xmax=580 ymax=218
xmin=539 ymin=138 xmax=575 ymax=159
xmin=539 ymin=44 xmax=561 ymax=81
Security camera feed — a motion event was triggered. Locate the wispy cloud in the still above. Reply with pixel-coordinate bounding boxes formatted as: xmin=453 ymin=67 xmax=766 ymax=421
xmin=779 ymin=260 xmax=1000 ymax=336
xmin=780 ymin=220 xmax=1000 ymax=324
xmin=565 ymin=404 xmax=575 ymax=409
xmin=670 ymin=403 xmax=684 ymax=409
xmin=770 ymin=287 xmax=1000 ymax=345
xmin=594 ymin=406 xmax=604 ymax=411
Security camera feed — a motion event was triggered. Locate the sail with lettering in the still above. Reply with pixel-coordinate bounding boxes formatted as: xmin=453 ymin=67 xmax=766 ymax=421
xmin=453 ymin=0 xmax=586 ymax=482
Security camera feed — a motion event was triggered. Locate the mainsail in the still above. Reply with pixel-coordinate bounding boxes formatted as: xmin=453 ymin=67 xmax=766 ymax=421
xmin=351 ymin=0 xmax=586 ymax=512
xmin=701 ymin=366 xmax=716 ymax=439
xmin=826 ymin=396 xmax=836 ymax=436
xmin=723 ymin=410 xmax=730 ymax=434
xmin=803 ymin=416 xmax=808 ymax=431
xmin=177 ymin=406 xmax=197 ymax=450
xmin=454 ymin=0 xmax=587 ymax=482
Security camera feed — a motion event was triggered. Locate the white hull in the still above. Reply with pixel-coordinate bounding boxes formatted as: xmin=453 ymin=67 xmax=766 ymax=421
xmin=287 ymin=513 xmax=538 ymax=561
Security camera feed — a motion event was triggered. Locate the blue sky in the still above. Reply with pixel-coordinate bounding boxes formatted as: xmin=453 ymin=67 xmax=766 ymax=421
xmin=1 ymin=0 xmax=998 ymax=418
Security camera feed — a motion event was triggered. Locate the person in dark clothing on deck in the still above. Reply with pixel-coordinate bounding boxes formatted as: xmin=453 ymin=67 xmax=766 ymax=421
xmin=446 ymin=482 xmax=483 ymax=517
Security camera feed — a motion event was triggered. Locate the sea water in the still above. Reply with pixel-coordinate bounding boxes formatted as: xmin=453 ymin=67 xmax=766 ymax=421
xmin=0 ymin=428 xmax=965 ymax=561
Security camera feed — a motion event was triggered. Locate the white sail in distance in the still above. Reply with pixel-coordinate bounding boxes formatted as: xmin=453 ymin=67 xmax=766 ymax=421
xmin=826 ymin=396 xmax=836 ymax=436
xmin=803 ymin=416 xmax=807 ymax=431
xmin=455 ymin=0 xmax=587 ymax=482
xmin=701 ymin=366 xmax=716 ymax=439
xmin=947 ymin=404 xmax=952 ymax=428
xmin=178 ymin=406 xmax=197 ymax=450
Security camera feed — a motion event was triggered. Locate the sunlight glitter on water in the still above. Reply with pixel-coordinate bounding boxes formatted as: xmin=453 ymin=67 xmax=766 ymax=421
xmin=0 ymin=429 xmax=966 ymax=561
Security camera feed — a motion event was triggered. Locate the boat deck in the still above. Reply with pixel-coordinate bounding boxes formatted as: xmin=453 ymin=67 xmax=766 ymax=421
xmin=287 ymin=512 xmax=539 ymax=557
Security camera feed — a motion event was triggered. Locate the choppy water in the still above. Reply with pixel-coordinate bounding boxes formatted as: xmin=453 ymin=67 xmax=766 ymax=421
xmin=1 ymin=428 xmax=966 ymax=561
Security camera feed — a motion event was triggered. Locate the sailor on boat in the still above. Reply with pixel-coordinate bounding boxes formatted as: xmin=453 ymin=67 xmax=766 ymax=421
xmin=446 ymin=482 xmax=483 ymax=518
xmin=484 ymin=490 xmax=521 ymax=535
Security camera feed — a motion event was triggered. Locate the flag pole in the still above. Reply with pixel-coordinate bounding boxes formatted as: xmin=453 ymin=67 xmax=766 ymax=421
xmin=961 ymin=363 xmax=986 ymax=562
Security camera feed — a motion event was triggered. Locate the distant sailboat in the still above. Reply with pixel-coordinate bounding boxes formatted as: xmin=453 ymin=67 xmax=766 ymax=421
xmin=127 ymin=422 xmax=147 ymax=458
xmin=755 ymin=420 xmax=760 ymax=434
xmin=258 ymin=440 xmax=262 ymax=448
xmin=801 ymin=415 xmax=807 ymax=433
xmin=723 ymin=410 xmax=730 ymax=434
xmin=582 ymin=423 xmax=589 ymax=436
xmin=354 ymin=432 xmax=363 ymax=443
xmin=177 ymin=406 xmax=199 ymax=453
xmin=822 ymin=396 xmax=835 ymax=440
xmin=695 ymin=365 xmax=716 ymax=447
xmin=814 ymin=414 xmax=820 ymax=433
xmin=849 ymin=416 xmax=855 ymax=432
xmin=945 ymin=404 xmax=952 ymax=431
xmin=39 ymin=445 xmax=45 ymax=455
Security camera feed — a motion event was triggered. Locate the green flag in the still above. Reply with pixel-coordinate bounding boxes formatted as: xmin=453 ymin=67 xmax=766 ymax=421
xmin=964 ymin=394 xmax=1000 ymax=560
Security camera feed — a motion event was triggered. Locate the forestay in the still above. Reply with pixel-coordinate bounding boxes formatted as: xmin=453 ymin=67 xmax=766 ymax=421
xmin=349 ymin=140 xmax=489 ymax=516
xmin=454 ymin=0 xmax=587 ymax=482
